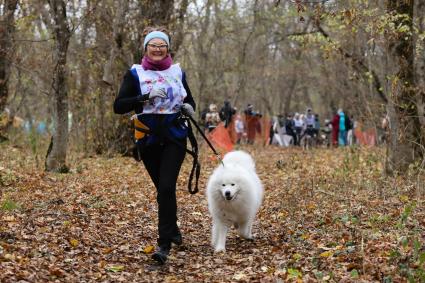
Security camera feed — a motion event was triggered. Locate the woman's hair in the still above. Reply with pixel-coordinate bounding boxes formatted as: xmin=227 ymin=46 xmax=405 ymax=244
xmin=142 ymin=26 xmax=171 ymax=51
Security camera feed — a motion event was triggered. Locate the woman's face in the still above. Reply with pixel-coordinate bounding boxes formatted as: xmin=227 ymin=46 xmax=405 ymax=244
xmin=146 ymin=38 xmax=168 ymax=61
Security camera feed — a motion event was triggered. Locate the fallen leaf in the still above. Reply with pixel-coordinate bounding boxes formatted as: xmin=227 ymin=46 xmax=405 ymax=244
xmin=320 ymin=251 xmax=333 ymax=257
xmin=69 ymin=239 xmax=79 ymax=247
xmin=103 ymin=247 xmax=114 ymax=254
xmin=3 ymin=216 xmax=15 ymax=222
xmin=49 ymin=268 xmax=65 ymax=277
xmin=143 ymin=245 xmax=154 ymax=254
xmin=399 ymin=195 xmax=409 ymax=203
xmin=233 ymin=272 xmax=247 ymax=280
xmin=106 ymin=265 xmax=125 ymax=272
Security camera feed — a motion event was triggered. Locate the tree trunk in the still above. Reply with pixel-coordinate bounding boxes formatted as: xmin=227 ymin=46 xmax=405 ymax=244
xmin=102 ymin=0 xmax=129 ymax=85
xmin=0 ymin=0 xmax=18 ymax=138
xmin=196 ymin=0 xmax=212 ymax=111
xmin=96 ymin=0 xmax=129 ymax=154
xmin=233 ymin=0 xmax=259 ymax=105
xmin=139 ymin=0 xmax=174 ymax=27
xmin=414 ymin=0 xmax=425 ymax=132
xmin=45 ymin=0 xmax=71 ymax=172
xmin=76 ymin=0 xmax=91 ymax=154
xmin=385 ymin=0 xmax=423 ymax=174
xmin=170 ymin=0 xmax=189 ymax=55
xmin=282 ymin=77 xmax=297 ymax=115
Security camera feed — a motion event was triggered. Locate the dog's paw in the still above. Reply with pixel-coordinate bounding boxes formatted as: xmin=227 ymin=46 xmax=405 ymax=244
xmin=237 ymin=230 xmax=253 ymax=240
xmin=214 ymin=247 xmax=226 ymax=253
xmin=246 ymin=236 xmax=254 ymax=241
xmin=239 ymin=235 xmax=254 ymax=241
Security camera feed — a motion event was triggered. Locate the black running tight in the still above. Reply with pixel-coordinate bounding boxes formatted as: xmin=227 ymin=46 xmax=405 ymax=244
xmin=141 ymin=140 xmax=186 ymax=246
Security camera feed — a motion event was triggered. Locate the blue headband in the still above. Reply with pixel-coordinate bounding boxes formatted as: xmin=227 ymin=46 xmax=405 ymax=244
xmin=143 ymin=31 xmax=170 ymax=49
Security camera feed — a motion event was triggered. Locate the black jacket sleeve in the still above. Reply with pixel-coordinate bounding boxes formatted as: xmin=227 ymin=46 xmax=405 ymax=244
xmin=182 ymin=72 xmax=196 ymax=111
xmin=114 ymin=70 xmax=143 ymax=114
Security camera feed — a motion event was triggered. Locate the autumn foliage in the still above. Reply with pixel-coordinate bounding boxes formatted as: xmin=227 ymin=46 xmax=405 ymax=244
xmin=1 ymin=143 xmax=424 ymax=282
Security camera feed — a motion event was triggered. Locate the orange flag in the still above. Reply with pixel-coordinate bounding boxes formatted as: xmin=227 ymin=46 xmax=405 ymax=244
xmin=208 ymin=123 xmax=234 ymax=153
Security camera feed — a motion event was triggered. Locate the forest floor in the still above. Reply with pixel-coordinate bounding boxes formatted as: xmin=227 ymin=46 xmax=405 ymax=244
xmin=0 ymin=142 xmax=424 ymax=282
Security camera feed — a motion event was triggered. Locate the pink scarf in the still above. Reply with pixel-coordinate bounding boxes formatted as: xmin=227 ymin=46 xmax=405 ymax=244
xmin=141 ymin=55 xmax=172 ymax=71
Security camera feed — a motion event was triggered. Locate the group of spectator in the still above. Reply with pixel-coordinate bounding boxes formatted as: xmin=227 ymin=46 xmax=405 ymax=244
xmin=330 ymin=109 xmax=354 ymax=147
xmin=276 ymin=109 xmax=320 ymax=146
xmin=201 ymin=101 xmax=236 ymax=132
xmin=271 ymin=108 xmax=354 ymax=148
xmin=199 ymin=102 xmax=355 ymax=148
xmin=200 ymin=102 xmax=263 ymax=144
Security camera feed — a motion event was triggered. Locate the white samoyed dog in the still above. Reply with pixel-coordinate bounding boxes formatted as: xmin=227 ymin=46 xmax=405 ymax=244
xmin=206 ymin=150 xmax=263 ymax=252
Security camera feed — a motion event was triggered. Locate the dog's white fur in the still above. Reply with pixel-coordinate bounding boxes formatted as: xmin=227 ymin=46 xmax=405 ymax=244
xmin=206 ymin=151 xmax=263 ymax=252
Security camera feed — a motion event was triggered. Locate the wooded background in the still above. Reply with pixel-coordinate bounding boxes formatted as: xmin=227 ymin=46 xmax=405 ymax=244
xmin=0 ymin=0 xmax=424 ymax=173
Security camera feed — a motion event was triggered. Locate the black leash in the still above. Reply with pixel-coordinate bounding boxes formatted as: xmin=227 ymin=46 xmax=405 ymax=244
xmin=132 ymin=112 xmax=221 ymax=195
xmin=159 ymin=116 xmax=200 ymax=195
xmin=185 ymin=115 xmax=223 ymax=164
xmin=133 ymin=113 xmax=201 ymax=195
xmin=185 ymin=120 xmax=201 ymax=194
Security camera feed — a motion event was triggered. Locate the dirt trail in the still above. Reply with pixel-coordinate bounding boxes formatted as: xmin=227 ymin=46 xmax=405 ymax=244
xmin=1 ymin=145 xmax=424 ymax=282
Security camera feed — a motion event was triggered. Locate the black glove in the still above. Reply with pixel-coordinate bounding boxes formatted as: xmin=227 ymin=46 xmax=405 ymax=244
xmin=180 ymin=103 xmax=195 ymax=118
xmin=137 ymin=88 xmax=167 ymax=102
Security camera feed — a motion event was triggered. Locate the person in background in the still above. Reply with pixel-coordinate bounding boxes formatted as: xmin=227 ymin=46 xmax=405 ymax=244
xmin=345 ymin=113 xmax=353 ymax=146
xmin=219 ymin=100 xmax=236 ymax=128
xmin=113 ymin=27 xmax=196 ymax=264
xmin=244 ymin=104 xmax=261 ymax=144
xmin=244 ymin=103 xmax=254 ymax=116
xmin=234 ymin=113 xmax=245 ymax=144
xmin=199 ymin=106 xmax=209 ymax=132
xmin=285 ymin=113 xmax=296 ymax=146
xmin=331 ymin=110 xmax=340 ymax=147
xmin=305 ymin=108 xmax=315 ymax=129
xmin=269 ymin=118 xmax=277 ymax=145
xmin=322 ymin=119 xmax=332 ymax=147
xmin=303 ymin=108 xmax=316 ymax=140
xmin=294 ymin=113 xmax=303 ymax=146
xmin=338 ymin=109 xmax=347 ymax=146
xmin=313 ymin=114 xmax=320 ymax=139
xmin=271 ymin=115 xmax=286 ymax=146
xmin=205 ymin=103 xmax=221 ymax=132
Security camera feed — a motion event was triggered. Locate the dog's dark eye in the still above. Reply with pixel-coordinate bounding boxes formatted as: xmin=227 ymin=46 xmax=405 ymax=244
xmin=231 ymin=184 xmax=235 ymax=186
xmin=222 ymin=184 xmax=225 ymax=186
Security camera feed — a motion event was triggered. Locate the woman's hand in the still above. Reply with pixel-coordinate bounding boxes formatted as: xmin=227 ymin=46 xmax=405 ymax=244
xmin=149 ymin=88 xmax=167 ymax=99
xmin=181 ymin=103 xmax=195 ymax=118
xmin=137 ymin=88 xmax=167 ymax=102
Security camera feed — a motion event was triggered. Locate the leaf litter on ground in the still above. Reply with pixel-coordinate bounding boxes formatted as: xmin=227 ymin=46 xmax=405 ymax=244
xmin=0 ymin=143 xmax=424 ymax=282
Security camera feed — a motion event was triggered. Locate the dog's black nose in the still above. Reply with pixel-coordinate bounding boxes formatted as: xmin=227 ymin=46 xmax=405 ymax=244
xmin=225 ymin=191 xmax=231 ymax=197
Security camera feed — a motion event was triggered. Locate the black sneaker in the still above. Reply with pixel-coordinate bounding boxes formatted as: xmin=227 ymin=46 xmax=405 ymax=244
xmin=152 ymin=245 xmax=170 ymax=265
xmin=171 ymin=233 xmax=182 ymax=246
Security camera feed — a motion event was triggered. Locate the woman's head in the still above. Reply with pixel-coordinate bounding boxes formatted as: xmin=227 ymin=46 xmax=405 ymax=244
xmin=142 ymin=27 xmax=171 ymax=61
xmin=209 ymin=104 xmax=217 ymax=112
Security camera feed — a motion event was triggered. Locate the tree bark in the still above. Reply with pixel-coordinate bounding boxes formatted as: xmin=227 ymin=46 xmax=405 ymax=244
xmin=102 ymin=0 xmax=129 ymax=85
xmin=95 ymin=0 xmax=129 ymax=154
xmin=195 ymin=0 xmax=212 ymax=111
xmin=170 ymin=0 xmax=189 ymax=55
xmin=233 ymin=0 xmax=259 ymax=105
xmin=45 ymin=0 xmax=71 ymax=172
xmin=0 ymin=0 xmax=18 ymax=137
xmin=139 ymin=0 xmax=174 ymax=27
xmin=75 ymin=0 xmax=92 ymax=154
xmin=385 ymin=0 xmax=423 ymax=174
xmin=414 ymin=0 xmax=425 ymax=131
